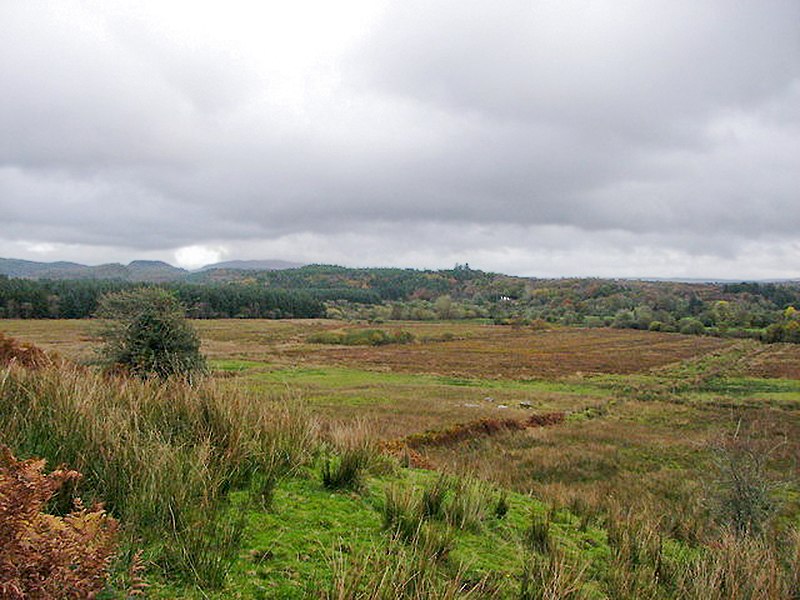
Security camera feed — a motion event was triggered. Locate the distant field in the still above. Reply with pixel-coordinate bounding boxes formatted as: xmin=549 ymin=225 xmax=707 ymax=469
xmin=0 ymin=318 xmax=734 ymax=374
xmin=301 ymin=325 xmax=735 ymax=379
xmin=2 ymin=318 xmax=798 ymax=440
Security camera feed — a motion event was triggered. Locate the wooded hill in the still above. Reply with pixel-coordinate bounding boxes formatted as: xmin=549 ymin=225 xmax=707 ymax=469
xmin=2 ymin=262 xmax=800 ymax=341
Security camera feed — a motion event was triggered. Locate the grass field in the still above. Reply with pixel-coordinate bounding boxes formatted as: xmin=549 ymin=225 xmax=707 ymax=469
xmin=2 ymin=318 xmax=799 ymax=598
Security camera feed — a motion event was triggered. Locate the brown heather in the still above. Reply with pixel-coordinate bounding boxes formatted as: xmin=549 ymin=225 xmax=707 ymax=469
xmin=0 ymin=447 xmax=118 ymax=599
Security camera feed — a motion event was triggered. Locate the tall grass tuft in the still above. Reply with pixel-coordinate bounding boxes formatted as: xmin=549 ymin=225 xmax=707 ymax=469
xmin=325 ymin=534 xmax=489 ymax=599
xmin=494 ymin=490 xmax=510 ymax=519
xmin=0 ymin=362 xmax=317 ymax=588
xmin=673 ymin=531 xmax=800 ymax=600
xmin=382 ymin=475 xmax=493 ymax=541
xmin=445 ymin=478 xmax=491 ymax=532
xmin=421 ymin=474 xmax=450 ymax=520
xmin=519 ymin=547 xmax=588 ymax=600
xmin=382 ymin=484 xmax=424 ymax=543
xmin=321 ymin=420 xmax=376 ymax=491
xmin=381 ymin=484 xmax=454 ymax=561
xmin=524 ymin=511 xmax=552 ymax=555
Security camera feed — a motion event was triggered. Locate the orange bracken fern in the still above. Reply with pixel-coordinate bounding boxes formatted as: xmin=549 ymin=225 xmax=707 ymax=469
xmin=0 ymin=447 xmax=118 ymax=599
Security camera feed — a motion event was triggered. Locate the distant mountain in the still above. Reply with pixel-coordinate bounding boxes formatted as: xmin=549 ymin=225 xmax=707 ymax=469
xmin=0 ymin=257 xmax=302 ymax=282
xmin=126 ymin=260 xmax=187 ymax=282
xmin=0 ymin=258 xmax=90 ymax=279
xmin=0 ymin=258 xmax=187 ymax=282
xmin=198 ymin=259 xmax=303 ymax=272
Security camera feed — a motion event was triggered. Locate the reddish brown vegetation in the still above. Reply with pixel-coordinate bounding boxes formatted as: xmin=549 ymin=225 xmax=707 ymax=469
xmin=378 ymin=439 xmax=434 ymax=469
xmin=0 ymin=332 xmax=51 ymax=368
xmin=404 ymin=412 xmax=565 ymax=449
xmin=740 ymin=343 xmax=800 ymax=379
xmin=309 ymin=328 xmax=732 ymax=379
xmin=0 ymin=447 xmax=118 ymax=600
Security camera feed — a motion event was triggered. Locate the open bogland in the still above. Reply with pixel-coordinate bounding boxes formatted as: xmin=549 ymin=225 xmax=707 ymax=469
xmin=1 ymin=321 xmax=800 ymax=598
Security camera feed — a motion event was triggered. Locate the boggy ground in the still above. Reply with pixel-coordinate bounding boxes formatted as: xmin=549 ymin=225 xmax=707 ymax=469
xmin=2 ymin=318 xmax=800 ymax=597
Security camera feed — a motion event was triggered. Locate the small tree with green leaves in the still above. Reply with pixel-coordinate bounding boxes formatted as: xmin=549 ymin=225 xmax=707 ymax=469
xmin=95 ymin=287 xmax=206 ymax=378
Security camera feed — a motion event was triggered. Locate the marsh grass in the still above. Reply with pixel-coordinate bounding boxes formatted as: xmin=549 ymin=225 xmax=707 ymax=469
xmin=325 ymin=534 xmax=489 ymax=599
xmin=308 ymin=328 xmax=415 ymax=346
xmin=494 ymin=490 xmax=510 ymax=519
xmin=519 ymin=547 xmax=588 ymax=600
xmin=321 ymin=420 xmax=379 ymax=491
xmin=0 ymin=362 xmax=317 ymax=588
xmin=445 ymin=478 xmax=491 ymax=532
xmin=421 ymin=474 xmax=450 ymax=520
xmin=523 ymin=511 xmax=552 ymax=555
xmin=672 ymin=531 xmax=800 ymax=600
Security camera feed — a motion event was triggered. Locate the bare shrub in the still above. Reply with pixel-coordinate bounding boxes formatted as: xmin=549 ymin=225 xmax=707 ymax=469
xmin=708 ymin=422 xmax=784 ymax=536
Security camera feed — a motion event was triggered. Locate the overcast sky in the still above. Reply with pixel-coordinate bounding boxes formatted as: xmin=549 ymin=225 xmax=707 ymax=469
xmin=1 ymin=1 xmax=799 ymax=278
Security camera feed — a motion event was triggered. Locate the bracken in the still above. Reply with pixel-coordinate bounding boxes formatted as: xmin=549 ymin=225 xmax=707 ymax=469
xmin=0 ymin=447 xmax=118 ymax=600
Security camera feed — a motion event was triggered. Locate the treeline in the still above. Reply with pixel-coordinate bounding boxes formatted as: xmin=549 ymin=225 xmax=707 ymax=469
xmin=327 ymin=278 xmax=800 ymax=343
xmin=193 ymin=263 xmax=521 ymax=302
xmin=5 ymin=268 xmax=800 ymax=342
xmin=0 ymin=277 xmax=325 ymax=319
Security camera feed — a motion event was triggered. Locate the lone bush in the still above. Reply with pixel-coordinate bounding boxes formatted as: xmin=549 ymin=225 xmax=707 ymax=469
xmin=679 ymin=318 xmax=706 ymax=335
xmin=709 ymin=428 xmax=780 ymax=536
xmin=95 ymin=287 xmax=206 ymax=378
xmin=307 ymin=328 xmax=414 ymax=346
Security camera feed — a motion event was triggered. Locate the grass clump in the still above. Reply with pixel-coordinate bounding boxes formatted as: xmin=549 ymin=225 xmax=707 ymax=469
xmin=494 ymin=490 xmax=510 ymax=519
xmin=380 ymin=483 xmax=455 ymax=562
xmin=520 ymin=548 xmax=588 ymax=600
xmin=325 ymin=534 xmax=484 ymax=599
xmin=308 ymin=328 xmax=415 ymax=346
xmin=321 ymin=421 xmax=377 ymax=491
xmin=381 ymin=474 xmax=495 ymax=546
xmin=420 ymin=474 xmax=450 ymax=520
xmin=445 ymin=478 xmax=491 ymax=532
xmin=524 ymin=511 xmax=552 ymax=555
xmin=322 ymin=451 xmax=371 ymax=491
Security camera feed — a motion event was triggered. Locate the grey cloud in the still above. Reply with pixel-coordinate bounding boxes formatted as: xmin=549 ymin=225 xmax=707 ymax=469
xmin=0 ymin=1 xmax=799 ymax=276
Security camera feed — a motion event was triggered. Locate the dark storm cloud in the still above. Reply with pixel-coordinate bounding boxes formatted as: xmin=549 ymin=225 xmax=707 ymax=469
xmin=0 ymin=1 xmax=798 ymax=275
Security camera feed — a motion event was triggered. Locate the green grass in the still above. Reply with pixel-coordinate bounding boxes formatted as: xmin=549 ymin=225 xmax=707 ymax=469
xmin=211 ymin=359 xmax=269 ymax=372
xmin=5 ymin=321 xmax=800 ymax=598
xmin=699 ymin=377 xmax=800 ymax=397
xmin=145 ymin=468 xmax=617 ymax=599
xmin=221 ymin=363 xmax=612 ymax=408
